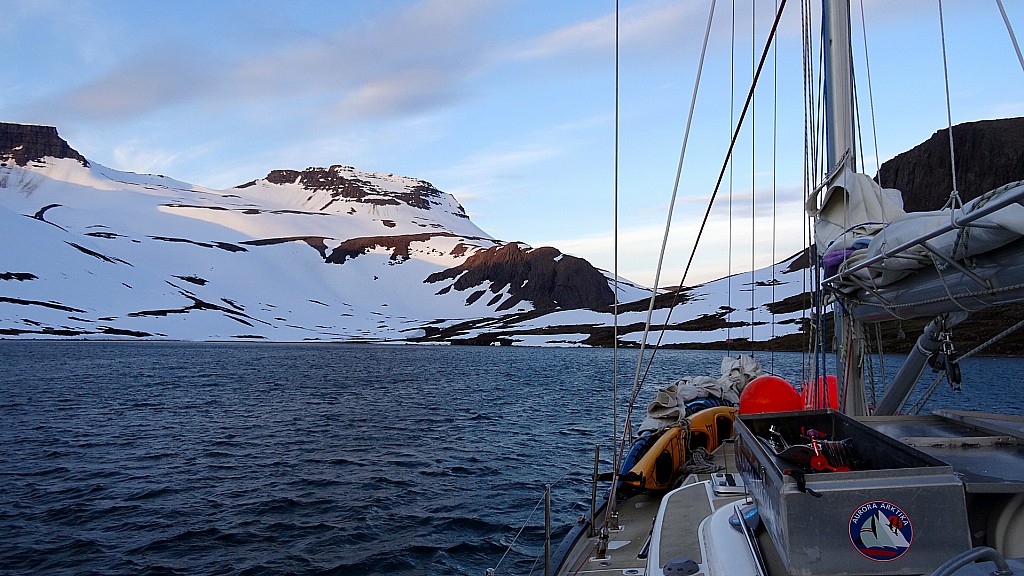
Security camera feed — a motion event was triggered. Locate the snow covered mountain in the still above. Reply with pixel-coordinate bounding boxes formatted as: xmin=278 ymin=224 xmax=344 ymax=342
xmin=1 ymin=122 xmax=816 ymax=345
xmin=9 ymin=118 xmax=1024 ymax=347
xmin=1 ymin=122 xmax=666 ymax=342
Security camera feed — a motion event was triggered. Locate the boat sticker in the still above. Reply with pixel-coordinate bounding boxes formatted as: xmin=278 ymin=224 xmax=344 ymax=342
xmin=849 ymin=500 xmax=913 ymax=562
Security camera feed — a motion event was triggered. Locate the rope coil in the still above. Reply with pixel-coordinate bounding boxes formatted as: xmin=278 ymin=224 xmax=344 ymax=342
xmin=683 ymin=447 xmax=724 ymax=475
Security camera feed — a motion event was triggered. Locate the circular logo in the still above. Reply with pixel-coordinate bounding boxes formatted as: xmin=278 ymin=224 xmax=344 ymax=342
xmin=848 ymin=500 xmax=913 ymax=562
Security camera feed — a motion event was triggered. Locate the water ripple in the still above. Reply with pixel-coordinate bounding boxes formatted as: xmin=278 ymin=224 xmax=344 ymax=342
xmin=1 ymin=341 xmax=1015 ymax=575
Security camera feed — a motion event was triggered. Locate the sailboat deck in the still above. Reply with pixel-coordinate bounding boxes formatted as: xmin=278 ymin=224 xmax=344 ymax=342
xmin=555 ymin=443 xmax=745 ymax=576
xmin=555 ymin=492 xmax=655 ymax=576
xmin=555 ymin=410 xmax=1024 ymax=576
xmin=657 ymin=481 xmax=713 ymax=565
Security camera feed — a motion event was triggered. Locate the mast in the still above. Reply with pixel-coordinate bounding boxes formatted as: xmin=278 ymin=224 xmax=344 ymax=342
xmin=822 ymin=0 xmax=855 ymax=173
xmin=821 ymin=0 xmax=868 ymax=416
xmin=817 ymin=2 xmax=1024 ymax=416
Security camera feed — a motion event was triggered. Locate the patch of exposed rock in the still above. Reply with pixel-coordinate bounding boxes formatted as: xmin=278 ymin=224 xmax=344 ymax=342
xmin=0 ymin=122 xmax=88 ymax=167
xmin=326 ymin=233 xmax=446 ymax=264
xmin=426 ymin=243 xmax=615 ymax=312
xmin=878 ymin=117 xmax=1024 ymax=212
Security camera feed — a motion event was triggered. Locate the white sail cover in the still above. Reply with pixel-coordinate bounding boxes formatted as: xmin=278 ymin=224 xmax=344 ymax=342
xmin=811 ymin=169 xmax=1024 ymax=290
xmin=806 ymin=168 xmax=905 ymax=254
xmin=845 ymin=181 xmax=1024 ymax=286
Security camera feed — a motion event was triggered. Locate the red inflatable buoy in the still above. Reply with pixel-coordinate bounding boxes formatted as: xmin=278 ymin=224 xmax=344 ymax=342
xmin=739 ymin=375 xmax=802 ymax=414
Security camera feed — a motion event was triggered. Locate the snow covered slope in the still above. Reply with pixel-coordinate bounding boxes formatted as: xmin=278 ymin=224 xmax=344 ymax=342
xmin=415 ymin=251 xmax=812 ymax=347
xmin=1 ymin=123 xmax=661 ymax=342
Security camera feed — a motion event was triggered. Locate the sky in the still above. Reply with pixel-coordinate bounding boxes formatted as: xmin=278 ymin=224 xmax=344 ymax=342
xmin=3 ymin=0 xmax=1023 ymax=287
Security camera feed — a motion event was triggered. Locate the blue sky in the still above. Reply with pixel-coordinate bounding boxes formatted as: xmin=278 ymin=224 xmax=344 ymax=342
xmin=3 ymin=0 xmax=1023 ymax=286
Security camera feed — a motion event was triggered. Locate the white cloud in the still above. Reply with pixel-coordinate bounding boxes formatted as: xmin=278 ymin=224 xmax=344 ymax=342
xmin=333 ymin=68 xmax=467 ymax=120
xmin=0 ymin=1 xmax=115 ymax=65
xmin=515 ymin=1 xmax=708 ymax=63
xmin=26 ymin=0 xmax=504 ymax=126
xmin=432 ymin=142 xmax=564 ymax=206
xmin=57 ymin=47 xmax=214 ymax=120
xmin=518 ymin=12 xmax=614 ymax=60
xmin=111 ymin=141 xmax=180 ymax=176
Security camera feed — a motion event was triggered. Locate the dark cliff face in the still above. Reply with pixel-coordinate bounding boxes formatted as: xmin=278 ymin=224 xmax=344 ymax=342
xmin=878 ymin=117 xmax=1024 ymax=212
xmin=0 ymin=122 xmax=88 ymax=167
xmin=252 ymin=165 xmax=468 ymax=216
xmin=426 ymin=243 xmax=615 ymax=312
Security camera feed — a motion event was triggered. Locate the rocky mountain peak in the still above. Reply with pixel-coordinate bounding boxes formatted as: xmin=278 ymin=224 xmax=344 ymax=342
xmin=248 ymin=164 xmax=467 ymax=216
xmin=0 ymin=122 xmax=88 ymax=167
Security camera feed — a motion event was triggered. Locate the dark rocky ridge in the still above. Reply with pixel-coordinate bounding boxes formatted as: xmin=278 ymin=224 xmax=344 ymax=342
xmin=0 ymin=122 xmax=88 ymax=167
xmin=878 ymin=117 xmax=1024 ymax=212
xmin=243 ymin=165 xmax=468 ymax=216
xmin=866 ymin=117 xmax=1024 ymax=354
xmin=426 ymin=243 xmax=615 ymax=312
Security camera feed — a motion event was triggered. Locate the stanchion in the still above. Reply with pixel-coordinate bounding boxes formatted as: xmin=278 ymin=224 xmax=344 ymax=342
xmin=544 ymin=484 xmax=552 ymax=576
xmin=589 ymin=445 xmax=600 ymax=537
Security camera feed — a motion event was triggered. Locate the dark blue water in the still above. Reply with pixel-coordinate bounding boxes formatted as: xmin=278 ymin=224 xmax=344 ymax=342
xmin=0 ymin=342 xmax=1020 ymax=575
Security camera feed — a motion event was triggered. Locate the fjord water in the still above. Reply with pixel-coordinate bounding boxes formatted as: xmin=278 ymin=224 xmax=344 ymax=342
xmin=1 ymin=342 xmax=1021 ymax=575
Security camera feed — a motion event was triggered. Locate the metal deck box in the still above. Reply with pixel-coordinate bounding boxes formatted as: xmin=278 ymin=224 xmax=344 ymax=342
xmin=735 ymin=409 xmax=971 ymax=576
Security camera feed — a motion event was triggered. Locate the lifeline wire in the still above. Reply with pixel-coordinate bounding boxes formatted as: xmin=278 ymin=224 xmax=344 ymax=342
xmin=492 ymin=490 xmax=545 ymax=574
xmin=493 ymin=470 xmax=572 ymax=575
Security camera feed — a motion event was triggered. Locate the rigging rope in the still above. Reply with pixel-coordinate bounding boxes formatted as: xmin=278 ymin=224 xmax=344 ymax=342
xmin=633 ymin=0 xmax=790 ymax=391
xmin=683 ymin=447 xmax=723 ymax=475
xmin=937 ymin=0 xmax=962 ymax=212
xmin=866 ymin=280 xmax=1024 ymax=316
xmin=727 ymin=0 xmax=736 ymax=353
xmin=609 ymin=0 xmax=719 ymax=531
xmin=771 ymin=0 xmax=780 ymax=372
xmin=907 ymin=371 xmax=946 ymax=415
xmin=750 ymin=0 xmax=757 ymax=350
xmin=996 ymin=0 xmax=1024 ymax=74
xmin=857 ymin=0 xmax=882 ymax=182
xmin=956 ymin=317 xmax=1024 ymax=361
xmin=864 ymin=345 xmax=876 ymax=408
xmin=935 ymin=258 xmax=979 ymax=313
xmin=801 ymin=0 xmax=827 ymax=386
xmin=906 ymin=317 xmax=1024 ymax=414
xmin=611 ymin=0 xmax=621 ymax=507
xmin=871 ymin=322 xmax=884 ymax=406
xmin=852 ymin=61 xmax=865 ymax=173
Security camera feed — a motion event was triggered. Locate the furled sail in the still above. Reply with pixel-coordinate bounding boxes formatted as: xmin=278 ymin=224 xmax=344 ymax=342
xmin=809 ymin=162 xmax=1024 ymax=319
xmin=807 ymin=167 xmax=905 ymax=255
